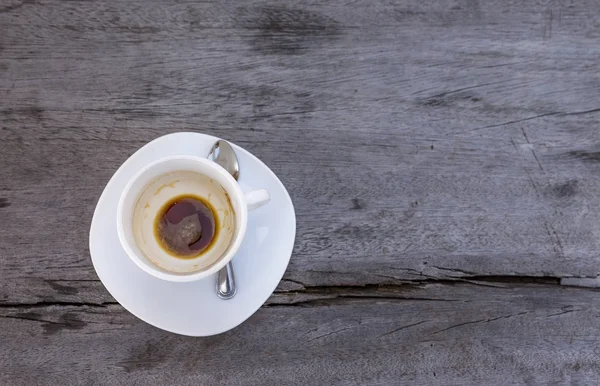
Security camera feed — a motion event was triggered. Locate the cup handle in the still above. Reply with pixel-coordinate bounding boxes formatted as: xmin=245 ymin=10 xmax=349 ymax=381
xmin=244 ymin=189 xmax=270 ymax=211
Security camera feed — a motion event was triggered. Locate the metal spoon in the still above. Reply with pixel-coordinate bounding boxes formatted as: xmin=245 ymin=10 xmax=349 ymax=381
xmin=207 ymin=140 xmax=239 ymax=299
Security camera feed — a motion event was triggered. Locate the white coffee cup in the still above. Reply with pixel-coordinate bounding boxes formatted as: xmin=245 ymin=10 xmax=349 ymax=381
xmin=117 ymin=155 xmax=270 ymax=282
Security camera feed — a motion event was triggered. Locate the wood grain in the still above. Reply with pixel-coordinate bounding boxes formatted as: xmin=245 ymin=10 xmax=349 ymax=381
xmin=2 ymin=0 xmax=600 ymax=383
xmin=2 ymin=283 xmax=600 ymax=385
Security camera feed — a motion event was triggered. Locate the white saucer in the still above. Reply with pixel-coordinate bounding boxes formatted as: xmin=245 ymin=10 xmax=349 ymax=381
xmin=89 ymin=132 xmax=296 ymax=336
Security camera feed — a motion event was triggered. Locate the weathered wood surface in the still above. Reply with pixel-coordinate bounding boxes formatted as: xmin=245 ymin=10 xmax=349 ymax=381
xmin=2 ymin=0 xmax=600 ymax=384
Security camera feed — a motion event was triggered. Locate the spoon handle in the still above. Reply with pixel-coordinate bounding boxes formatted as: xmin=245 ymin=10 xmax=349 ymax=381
xmin=216 ymin=262 xmax=236 ymax=299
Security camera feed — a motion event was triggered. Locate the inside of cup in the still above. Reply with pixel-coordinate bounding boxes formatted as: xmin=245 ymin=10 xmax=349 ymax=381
xmin=119 ymin=157 xmax=245 ymax=278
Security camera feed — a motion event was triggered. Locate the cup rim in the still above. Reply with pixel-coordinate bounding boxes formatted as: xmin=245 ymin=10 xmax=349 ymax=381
xmin=116 ymin=155 xmax=248 ymax=282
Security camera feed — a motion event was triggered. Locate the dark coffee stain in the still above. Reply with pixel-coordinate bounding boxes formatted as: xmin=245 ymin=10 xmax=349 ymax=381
xmin=118 ymin=341 xmax=173 ymax=372
xmin=241 ymin=6 xmax=342 ymax=55
xmin=0 ymin=198 xmax=10 ymax=208
xmin=567 ymin=150 xmax=600 ymax=163
xmin=43 ymin=313 xmax=87 ymax=335
xmin=546 ymin=180 xmax=578 ymax=199
xmin=351 ymin=198 xmax=365 ymax=210
xmin=46 ymin=280 xmax=79 ymax=295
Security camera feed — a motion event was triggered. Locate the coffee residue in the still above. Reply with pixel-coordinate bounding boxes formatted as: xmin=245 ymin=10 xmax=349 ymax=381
xmin=153 ymin=194 xmax=219 ymax=259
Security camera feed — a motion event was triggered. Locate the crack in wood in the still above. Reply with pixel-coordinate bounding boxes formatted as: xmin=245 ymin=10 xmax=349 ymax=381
xmin=43 ymin=279 xmax=101 ymax=282
xmin=544 ymin=221 xmax=565 ymax=256
xmin=431 ymin=266 xmax=476 ymax=276
xmin=469 ymin=107 xmax=600 ymax=133
xmin=267 ymin=295 xmax=461 ymax=308
xmin=268 ymin=276 xmax=569 ymax=306
xmin=523 ymin=167 xmax=540 ymax=195
xmin=372 ymin=273 xmax=403 ymax=281
xmin=469 ymin=112 xmax=559 ymax=132
xmin=559 ymin=107 xmax=600 ymax=117
xmin=278 ymin=275 xmax=562 ymax=293
xmin=521 ymin=127 xmax=544 ymax=171
xmin=0 ymin=276 xmax=590 ymax=310
xmin=432 ymin=311 xmax=530 ymax=335
xmin=0 ymin=301 xmax=119 ymax=309
xmin=422 ymin=79 xmax=511 ymax=100
xmin=307 ymin=326 xmax=356 ymax=342
xmin=280 ymin=278 xmax=307 ymax=288
xmin=545 ymin=305 xmax=580 ymax=317
xmin=1 ymin=314 xmax=64 ymax=325
xmin=546 ymin=309 xmax=577 ymax=317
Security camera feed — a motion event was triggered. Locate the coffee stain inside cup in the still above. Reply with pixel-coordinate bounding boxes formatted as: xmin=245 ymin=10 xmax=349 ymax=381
xmin=153 ymin=193 xmax=220 ymax=259
xmin=154 ymin=180 xmax=179 ymax=196
xmin=130 ymin=169 xmax=237 ymax=274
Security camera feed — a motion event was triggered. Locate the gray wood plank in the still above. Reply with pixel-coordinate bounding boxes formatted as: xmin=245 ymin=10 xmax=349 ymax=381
xmin=2 ymin=0 xmax=600 ymax=290
xmin=2 ymin=0 xmax=600 ymax=383
xmin=2 ymin=283 xmax=599 ymax=385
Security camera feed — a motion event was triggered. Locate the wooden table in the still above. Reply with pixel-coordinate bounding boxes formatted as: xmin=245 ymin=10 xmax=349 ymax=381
xmin=2 ymin=0 xmax=600 ymax=384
